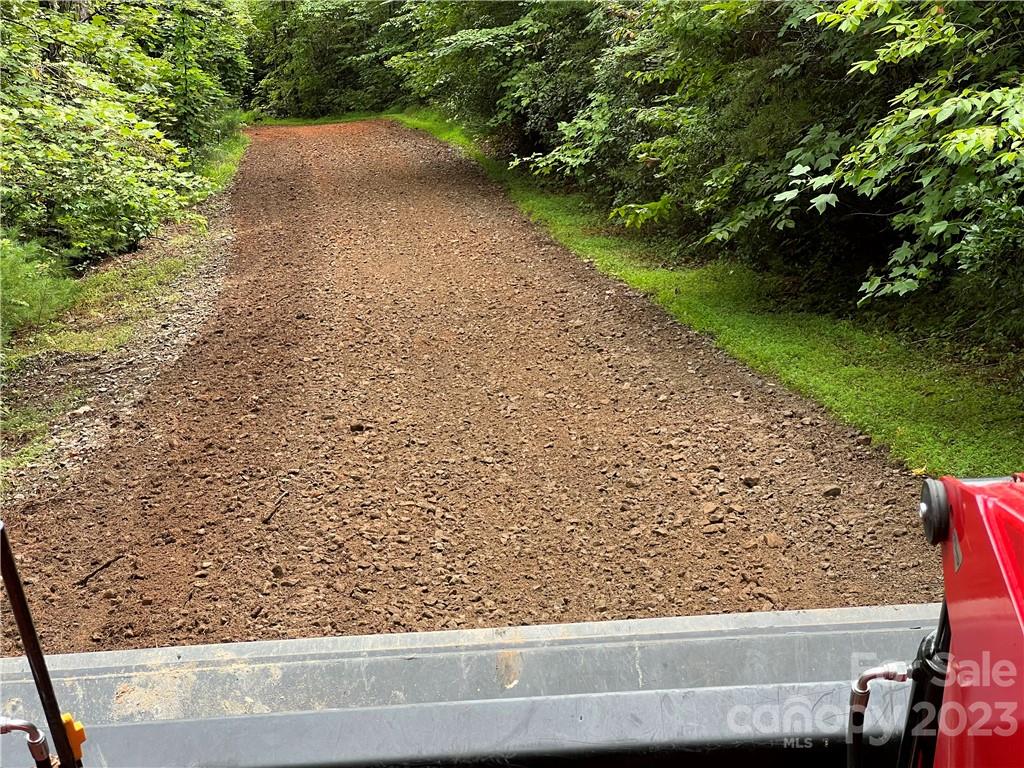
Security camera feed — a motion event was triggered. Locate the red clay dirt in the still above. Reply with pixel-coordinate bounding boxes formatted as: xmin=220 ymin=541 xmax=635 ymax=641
xmin=3 ymin=121 xmax=941 ymax=654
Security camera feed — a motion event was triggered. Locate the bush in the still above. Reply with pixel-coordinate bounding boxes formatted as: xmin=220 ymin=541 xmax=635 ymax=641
xmin=0 ymin=0 xmax=251 ymax=260
xmin=0 ymin=235 xmax=78 ymax=341
xmin=248 ymin=1 xmax=406 ymax=116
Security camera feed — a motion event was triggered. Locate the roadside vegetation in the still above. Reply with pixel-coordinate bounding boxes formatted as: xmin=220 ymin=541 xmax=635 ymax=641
xmin=1 ymin=0 xmax=251 ymax=477
xmin=0 ymin=208 xmax=237 ymax=481
xmin=0 ymin=0 xmax=251 ymax=344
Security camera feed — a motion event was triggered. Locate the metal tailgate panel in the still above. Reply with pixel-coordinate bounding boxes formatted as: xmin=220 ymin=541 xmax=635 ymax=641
xmin=0 ymin=604 xmax=940 ymax=766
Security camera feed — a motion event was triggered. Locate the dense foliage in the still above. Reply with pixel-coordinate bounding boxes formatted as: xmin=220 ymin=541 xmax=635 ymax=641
xmin=247 ymin=0 xmax=406 ymax=115
xmin=251 ymin=0 xmax=1024 ymax=349
xmin=1 ymin=0 xmax=250 ymax=338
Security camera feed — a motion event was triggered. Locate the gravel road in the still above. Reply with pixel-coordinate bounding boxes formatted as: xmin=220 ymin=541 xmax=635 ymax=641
xmin=2 ymin=120 xmax=941 ymax=654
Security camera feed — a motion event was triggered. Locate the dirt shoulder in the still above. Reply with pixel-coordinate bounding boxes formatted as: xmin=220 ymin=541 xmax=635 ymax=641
xmin=2 ymin=120 xmax=940 ymax=655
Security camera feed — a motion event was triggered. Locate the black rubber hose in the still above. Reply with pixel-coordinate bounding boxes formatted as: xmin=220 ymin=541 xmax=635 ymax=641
xmin=848 ymin=663 xmax=910 ymax=768
xmin=848 ymin=687 xmax=869 ymax=768
xmin=897 ymin=603 xmax=950 ymax=768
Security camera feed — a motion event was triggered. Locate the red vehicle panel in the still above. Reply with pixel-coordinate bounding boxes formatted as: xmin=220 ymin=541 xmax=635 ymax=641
xmin=934 ymin=476 xmax=1024 ymax=767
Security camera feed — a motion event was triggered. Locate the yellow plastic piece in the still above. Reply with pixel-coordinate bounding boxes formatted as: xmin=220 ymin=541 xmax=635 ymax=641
xmin=62 ymin=713 xmax=86 ymax=761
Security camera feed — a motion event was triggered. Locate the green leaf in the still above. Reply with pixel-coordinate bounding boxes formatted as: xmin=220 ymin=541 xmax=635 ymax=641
xmin=809 ymin=193 xmax=838 ymax=214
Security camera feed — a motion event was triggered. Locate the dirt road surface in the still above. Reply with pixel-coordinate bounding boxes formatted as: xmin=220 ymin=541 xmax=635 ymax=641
xmin=3 ymin=121 xmax=940 ymax=654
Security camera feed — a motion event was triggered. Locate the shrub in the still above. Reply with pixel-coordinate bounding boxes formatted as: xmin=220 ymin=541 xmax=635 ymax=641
xmin=0 ymin=234 xmax=78 ymax=341
xmin=0 ymin=0 xmax=250 ymax=260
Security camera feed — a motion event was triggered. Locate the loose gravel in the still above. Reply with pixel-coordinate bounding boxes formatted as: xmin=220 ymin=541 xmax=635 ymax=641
xmin=2 ymin=121 xmax=941 ymax=654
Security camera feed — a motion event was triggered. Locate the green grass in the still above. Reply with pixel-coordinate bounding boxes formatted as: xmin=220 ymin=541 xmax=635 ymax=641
xmin=0 ymin=237 xmax=203 ymax=478
xmin=0 ymin=391 xmax=83 ymax=479
xmin=274 ymin=107 xmax=1022 ymax=476
xmin=196 ymin=108 xmax=254 ymax=192
xmin=0 ymin=232 xmax=207 ymax=479
xmin=0 ymin=235 xmax=80 ymax=342
xmin=200 ymin=131 xmax=251 ymax=191
xmin=3 ymin=231 xmax=201 ymax=376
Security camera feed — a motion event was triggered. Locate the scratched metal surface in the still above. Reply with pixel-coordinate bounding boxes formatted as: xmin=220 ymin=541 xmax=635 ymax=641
xmin=0 ymin=604 xmax=939 ymax=767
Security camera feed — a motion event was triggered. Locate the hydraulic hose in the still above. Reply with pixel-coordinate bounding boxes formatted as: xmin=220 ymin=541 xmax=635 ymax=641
xmin=897 ymin=603 xmax=950 ymax=768
xmin=0 ymin=717 xmax=52 ymax=768
xmin=847 ymin=662 xmax=909 ymax=768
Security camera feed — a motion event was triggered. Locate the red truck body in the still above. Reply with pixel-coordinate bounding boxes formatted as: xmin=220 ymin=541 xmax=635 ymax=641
xmin=934 ymin=475 xmax=1024 ymax=767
